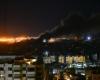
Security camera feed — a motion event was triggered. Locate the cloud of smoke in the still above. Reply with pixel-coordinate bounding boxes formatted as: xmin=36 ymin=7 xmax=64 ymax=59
xmin=48 ymin=13 xmax=100 ymax=36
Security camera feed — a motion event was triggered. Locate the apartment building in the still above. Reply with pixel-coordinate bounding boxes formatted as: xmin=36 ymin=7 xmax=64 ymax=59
xmin=0 ymin=56 xmax=36 ymax=80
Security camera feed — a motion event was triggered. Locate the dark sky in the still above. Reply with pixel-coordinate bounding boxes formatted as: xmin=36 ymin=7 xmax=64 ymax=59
xmin=0 ymin=0 xmax=99 ymax=37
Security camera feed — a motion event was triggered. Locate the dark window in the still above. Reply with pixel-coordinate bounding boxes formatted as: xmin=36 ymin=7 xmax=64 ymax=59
xmin=22 ymin=67 xmax=26 ymax=70
xmin=27 ymin=68 xmax=35 ymax=71
xmin=13 ymin=69 xmax=21 ymax=72
xmin=8 ymin=68 xmax=12 ymax=70
xmin=8 ymin=74 xmax=12 ymax=77
xmin=23 ymin=74 xmax=26 ymax=77
xmin=13 ymin=74 xmax=21 ymax=78
xmin=0 ymin=67 xmax=4 ymax=70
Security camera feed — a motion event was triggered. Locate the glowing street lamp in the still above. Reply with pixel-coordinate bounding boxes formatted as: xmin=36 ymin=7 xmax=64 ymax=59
xmin=31 ymin=59 xmax=37 ymax=62
xmin=24 ymin=58 xmax=37 ymax=65
xmin=0 ymin=74 xmax=4 ymax=80
xmin=87 ymin=36 xmax=91 ymax=41
xmin=43 ymin=39 xmax=47 ymax=43
xmin=84 ymin=35 xmax=92 ymax=42
xmin=26 ymin=61 xmax=31 ymax=65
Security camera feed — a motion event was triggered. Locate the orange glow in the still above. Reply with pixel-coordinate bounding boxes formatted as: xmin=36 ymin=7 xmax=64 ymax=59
xmin=0 ymin=36 xmax=33 ymax=44
xmin=48 ymin=38 xmax=56 ymax=43
xmin=0 ymin=38 xmax=15 ymax=43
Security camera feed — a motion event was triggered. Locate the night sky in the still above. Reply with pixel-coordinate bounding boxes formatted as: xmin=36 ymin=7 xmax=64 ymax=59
xmin=0 ymin=0 xmax=99 ymax=37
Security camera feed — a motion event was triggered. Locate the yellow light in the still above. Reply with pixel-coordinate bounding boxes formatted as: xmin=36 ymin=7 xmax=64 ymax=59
xmin=67 ymin=78 xmax=70 ymax=80
xmin=26 ymin=61 xmax=31 ymax=65
xmin=31 ymin=59 xmax=37 ymax=62
xmin=0 ymin=74 xmax=4 ymax=77
xmin=0 ymin=38 xmax=15 ymax=43
xmin=0 ymin=36 xmax=33 ymax=44
xmin=24 ymin=58 xmax=29 ymax=61
xmin=15 ymin=36 xmax=28 ymax=42
xmin=69 ymin=75 xmax=72 ymax=78
xmin=64 ymin=76 xmax=70 ymax=80
xmin=48 ymin=38 xmax=56 ymax=43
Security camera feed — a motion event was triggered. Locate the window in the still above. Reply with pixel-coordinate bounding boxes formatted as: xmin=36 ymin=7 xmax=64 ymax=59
xmin=50 ymin=56 xmax=56 ymax=62
xmin=27 ymin=68 xmax=35 ymax=71
xmin=8 ymin=74 xmax=12 ymax=77
xmin=66 ymin=56 xmax=73 ymax=64
xmin=58 ymin=55 xmax=64 ymax=63
xmin=8 ymin=68 xmax=12 ymax=70
xmin=0 ymin=67 xmax=4 ymax=70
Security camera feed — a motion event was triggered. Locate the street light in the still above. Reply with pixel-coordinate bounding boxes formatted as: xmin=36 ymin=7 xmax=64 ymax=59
xmin=87 ymin=36 xmax=92 ymax=41
xmin=0 ymin=74 xmax=4 ymax=80
xmin=44 ymin=51 xmax=49 ymax=56
xmin=43 ymin=38 xmax=47 ymax=43
xmin=24 ymin=58 xmax=37 ymax=65
xmin=31 ymin=59 xmax=37 ymax=62
xmin=26 ymin=61 xmax=31 ymax=65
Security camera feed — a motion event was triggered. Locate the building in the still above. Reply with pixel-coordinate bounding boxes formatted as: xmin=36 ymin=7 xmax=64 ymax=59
xmin=0 ymin=55 xmax=38 ymax=80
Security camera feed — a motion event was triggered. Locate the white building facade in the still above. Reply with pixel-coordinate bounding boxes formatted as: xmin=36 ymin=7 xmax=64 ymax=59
xmin=0 ymin=56 xmax=36 ymax=80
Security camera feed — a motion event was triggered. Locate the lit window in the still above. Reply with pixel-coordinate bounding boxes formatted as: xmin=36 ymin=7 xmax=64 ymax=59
xmin=58 ymin=55 xmax=64 ymax=63
xmin=66 ymin=56 xmax=73 ymax=64
xmin=43 ymin=57 xmax=51 ymax=64
xmin=50 ymin=56 xmax=56 ymax=62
